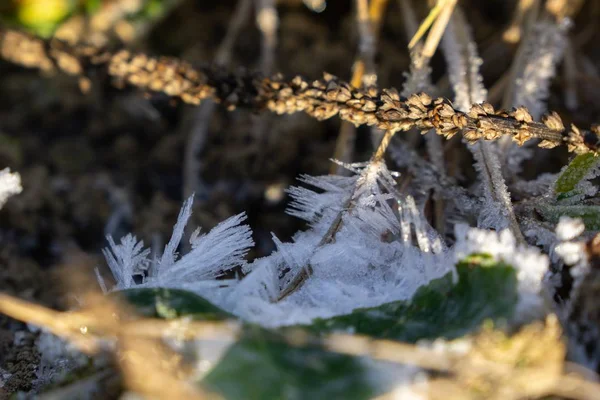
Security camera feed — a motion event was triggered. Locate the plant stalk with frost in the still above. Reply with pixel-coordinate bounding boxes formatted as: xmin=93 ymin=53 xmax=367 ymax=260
xmin=441 ymin=8 xmax=523 ymax=241
xmin=500 ymin=14 xmax=570 ymax=175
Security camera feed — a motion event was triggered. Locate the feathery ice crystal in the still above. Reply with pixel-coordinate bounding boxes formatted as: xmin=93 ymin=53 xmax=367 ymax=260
xmin=101 ymin=160 xmax=549 ymax=327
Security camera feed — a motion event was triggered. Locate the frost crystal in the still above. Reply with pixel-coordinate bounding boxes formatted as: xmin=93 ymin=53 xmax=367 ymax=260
xmin=102 ymin=234 xmax=150 ymax=290
xmin=555 ymin=216 xmax=585 ymax=242
xmin=101 ymin=195 xmax=254 ymax=294
xmin=102 ymin=160 xmax=458 ymax=327
xmin=212 ymin=161 xmax=453 ymax=326
xmin=0 ymin=168 xmax=22 ymax=209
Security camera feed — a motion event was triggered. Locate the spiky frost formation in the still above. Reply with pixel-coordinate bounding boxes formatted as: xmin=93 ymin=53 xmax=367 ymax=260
xmin=99 ymin=195 xmax=254 ymax=294
xmin=218 ymin=161 xmax=452 ymax=326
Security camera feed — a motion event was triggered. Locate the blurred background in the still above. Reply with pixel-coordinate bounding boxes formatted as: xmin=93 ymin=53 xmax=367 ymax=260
xmin=0 ymin=0 xmax=599 ymax=392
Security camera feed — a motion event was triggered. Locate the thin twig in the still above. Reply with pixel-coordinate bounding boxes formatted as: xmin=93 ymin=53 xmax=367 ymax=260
xmin=331 ymin=0 xmax=388 ymax=174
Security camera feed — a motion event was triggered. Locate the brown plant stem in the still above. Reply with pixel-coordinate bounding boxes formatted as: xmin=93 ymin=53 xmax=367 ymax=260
xmin=0 ymin=27 xmax=598 ymax=155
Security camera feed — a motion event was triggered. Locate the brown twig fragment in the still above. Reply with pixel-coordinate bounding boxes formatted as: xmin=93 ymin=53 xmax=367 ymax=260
xmin=0 ymin=27 xmax=598 ymax=155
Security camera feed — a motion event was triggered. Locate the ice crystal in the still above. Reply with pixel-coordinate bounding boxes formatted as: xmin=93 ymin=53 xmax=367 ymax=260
xmin=203 ymin=161 xmax=452 ymax=326
xmin=102 ymin=234 xmax=150 ymax=290
xmin=101 ymin=195 xmax=254 ymax=294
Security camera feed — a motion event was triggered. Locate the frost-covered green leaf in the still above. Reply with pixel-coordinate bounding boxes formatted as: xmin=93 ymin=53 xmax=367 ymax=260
xmin=538 ymin=204 xmax=600 ymax=231
xmin=305 ymin=256 xmax=518 ymax=342
xmin=118 ymin=288 xmax=376 ymax=399
xmin=115 ymin=287 xmax=232 ymax=320
xmin=555 ymin=153 xmax=600 ymax=199
xmin=202 ymin=328 xmax=375 ymax=400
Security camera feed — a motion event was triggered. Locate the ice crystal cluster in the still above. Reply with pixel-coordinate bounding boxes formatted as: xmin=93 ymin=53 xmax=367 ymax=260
xmin=100 ymin=157 xmax=550 ymax=327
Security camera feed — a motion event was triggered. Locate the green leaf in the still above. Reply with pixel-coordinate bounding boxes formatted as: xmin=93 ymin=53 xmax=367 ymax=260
xmin=118 ymin=289 xmax=375 ymax=399
xmin=537 ymin=204 xmax=600 ymax=230
xmin=84 ymin=0 xmax=102 ymax=14
xmin=555 ymin=153 xmax=600 ymax=198
xmin=115 ymin=287 xmax=232 ymax=320
xmin=304 ymin=255 xmax=518 ymax=342
xmin=203 ymin=328 xmax=375 ymax=400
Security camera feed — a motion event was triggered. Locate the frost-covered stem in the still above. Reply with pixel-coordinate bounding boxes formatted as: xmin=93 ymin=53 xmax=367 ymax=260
xmin=442 ymin=8 xmax=524 ymax=242
xmin=400 ymin=0 xmax=447 ymax=234
xmin=182 ymin=0 xmax=252 ymax=242
xmin=500 ymin=0 xmax=541 ymax=113
xmin=278 ymin=129 xmax=397 ymax=300
xmin=499 ymin=6 xmax=569 ymax=169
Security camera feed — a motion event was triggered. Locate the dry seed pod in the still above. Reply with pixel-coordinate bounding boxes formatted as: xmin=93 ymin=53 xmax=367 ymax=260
xmin=538 ymin=140 xmax=559 ymax=149
xmin=2 ymin=27 xmax=600 ymax=155
xmin=512 ymin=106 xmax=533 ymax=123
xmin=463 ymin=130 xmax=480 ymax=143
xmin=543 ymin=112 xmax=565 ymax=131
xmin=481 ymin=102 xmax=495 ymax=114
xmin=513 ymin=129 xmax=533 ymax=146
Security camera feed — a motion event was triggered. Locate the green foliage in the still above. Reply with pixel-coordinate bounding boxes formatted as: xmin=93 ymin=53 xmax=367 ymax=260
xmin=203 ymin=327 xmax=375 ymax=400
xmin=119 ymin=288 xmax=375 ymax=399
xmin=115 ymin=287 xmax=232 ymax=320
xmin=304 ymin=254 xmax=518 ymax=342
xmin=117 ymin=254 xmax=519 ymax=400
xmin=0 ymin=0 xmax=172 ymax=38
xmin=555 ymin=153 xmax=600 ymax=200
xmin=538 ymin=204 xmax=600 ymax=230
